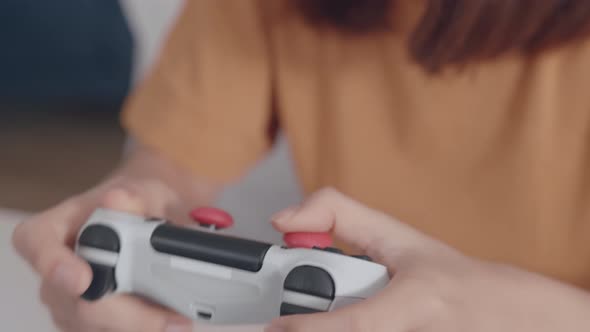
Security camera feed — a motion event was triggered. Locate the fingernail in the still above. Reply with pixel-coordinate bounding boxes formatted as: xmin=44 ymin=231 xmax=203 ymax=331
xmin=52 ymin=262 xmax=81 ymax=294
xmin=271 ymin=207 xmax=298 ymax=223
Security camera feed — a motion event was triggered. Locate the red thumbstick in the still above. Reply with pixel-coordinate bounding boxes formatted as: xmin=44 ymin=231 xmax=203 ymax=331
xmin=190 ymin=207 xmax=234 ymax=230
xmin=283 ymin=232 xmax=333 ymax=249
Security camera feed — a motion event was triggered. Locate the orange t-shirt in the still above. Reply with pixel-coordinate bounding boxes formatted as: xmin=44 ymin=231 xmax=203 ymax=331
xmin=122 ymin=1 xmax=590 ymax=288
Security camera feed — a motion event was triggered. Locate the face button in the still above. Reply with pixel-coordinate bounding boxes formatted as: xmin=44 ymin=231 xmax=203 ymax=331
xmin=283 ymin=232 xmax=333 ymax=249
xmin=190 ymin=207 xmax=234 ymax=230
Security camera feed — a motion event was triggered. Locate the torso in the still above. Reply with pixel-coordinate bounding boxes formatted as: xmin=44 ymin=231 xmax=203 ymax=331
xmin=266 ymin=2 xmax=590 ymax=288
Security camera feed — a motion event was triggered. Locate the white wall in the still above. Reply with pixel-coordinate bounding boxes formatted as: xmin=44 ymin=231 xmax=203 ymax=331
xmin=119 ymin=0 xmax=302 ymax=244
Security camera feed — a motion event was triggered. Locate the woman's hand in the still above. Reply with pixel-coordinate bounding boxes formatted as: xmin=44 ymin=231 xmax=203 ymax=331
xmin=11 ymin=144 xmax=223 ymax=332
xmin=266 ymin=188 xmax=590 ymax=332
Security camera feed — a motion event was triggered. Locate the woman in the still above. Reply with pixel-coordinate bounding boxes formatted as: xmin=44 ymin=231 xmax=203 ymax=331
xmin=12 ymin=1 xmax=590 ymax=331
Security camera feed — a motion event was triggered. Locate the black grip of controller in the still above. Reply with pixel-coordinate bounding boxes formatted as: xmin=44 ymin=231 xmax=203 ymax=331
xmin=78 ymin=225 xmax=120 ymax=301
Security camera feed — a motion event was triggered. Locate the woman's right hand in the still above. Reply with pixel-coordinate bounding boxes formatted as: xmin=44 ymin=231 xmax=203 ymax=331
xmin=11 ymin=145 xmax=224 ymax=332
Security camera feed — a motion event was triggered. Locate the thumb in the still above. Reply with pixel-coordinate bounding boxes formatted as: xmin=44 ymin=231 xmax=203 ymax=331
xmin=271 ymin=188 xmax=437 ymax=261
xmin=11 ymin=199 xmax=94 ymax=296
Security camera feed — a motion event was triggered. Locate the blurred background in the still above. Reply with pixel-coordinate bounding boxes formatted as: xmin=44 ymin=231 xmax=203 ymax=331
xmin=0 ymin=0 xmax=301 ymax=239
xmin=1 ymin=2 xmax=301 ymax=330
xmin=0 ymin=0 xmax=133 ymax=210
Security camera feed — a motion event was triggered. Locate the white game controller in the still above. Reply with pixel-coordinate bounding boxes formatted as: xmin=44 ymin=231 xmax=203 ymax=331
xmin=74 ymin=208 xmax=390 ymax=325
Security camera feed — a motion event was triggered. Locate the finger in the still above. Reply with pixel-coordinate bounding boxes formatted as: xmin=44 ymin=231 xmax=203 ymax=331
xmin=196 ymin=324 xmax=266 ymax=332
xmin=11 ymin=200 xmax=94 ymax=296
xmin=39 ymin=280 xmax=78 ymax=330
xmin=75 ymin=294 xmax=191 ymax=332
xmin=263 ymin=276 xmax=438 ymax=332
xmin=265 ymin=311 xmax=372 ymax=332
xmin=12 ymin=186 xmax=153 ymax=298
xmin=264 ymin=288 xmax=410 ymax=332
xmin=271 ymin=188 xmax=437 ymax=259
xmin=42 ymin=276 xmax=191 ymax=332
xmin=100 ymin=183 xmax=185 ymax=224
xmin=12 ymin=186 xmax=151 ymax=296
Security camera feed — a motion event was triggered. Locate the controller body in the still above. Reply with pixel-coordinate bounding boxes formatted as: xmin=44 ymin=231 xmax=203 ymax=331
xmin=75 ymin=208 xmax=390 ymax=325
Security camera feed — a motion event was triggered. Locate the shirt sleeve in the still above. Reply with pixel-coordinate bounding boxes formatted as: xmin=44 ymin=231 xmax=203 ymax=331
xmin=120 ymin=0 xmax=274 ymax=182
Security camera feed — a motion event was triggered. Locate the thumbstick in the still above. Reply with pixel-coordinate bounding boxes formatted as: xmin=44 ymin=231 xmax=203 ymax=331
xmin=190 ymin=207 xmax=234 ymax=230
xmin=283 ymin=232 xmax=333 ymax=249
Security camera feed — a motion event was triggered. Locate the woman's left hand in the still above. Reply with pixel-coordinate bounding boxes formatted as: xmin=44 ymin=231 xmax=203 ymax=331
xmin=265 ymin=188 xmax=590 ymax=332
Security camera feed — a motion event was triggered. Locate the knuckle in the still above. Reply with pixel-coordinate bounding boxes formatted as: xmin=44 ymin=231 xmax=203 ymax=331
xmin=11 ymin=223 xmax=55 ymax=278
xmin=10 ymin=219 xmax=38 ymax=258
xmin=11 ymin=215 xmax=45 ymax=259
xmin=401 ymin=278 xmax=449 ymax=322
xmin=10 ymin=221 xmax=27 ymax=255
xmin=418 ymin=292 xmax=449 ymax=320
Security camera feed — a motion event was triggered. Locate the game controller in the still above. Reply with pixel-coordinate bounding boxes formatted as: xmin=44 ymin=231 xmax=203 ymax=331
xmin=74 ymin=208 xmax=390 ymax=325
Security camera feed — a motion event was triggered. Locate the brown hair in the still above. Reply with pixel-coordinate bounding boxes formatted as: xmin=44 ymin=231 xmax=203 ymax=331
xmin=296 ymin=0 xmax=590 ymax=72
